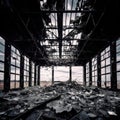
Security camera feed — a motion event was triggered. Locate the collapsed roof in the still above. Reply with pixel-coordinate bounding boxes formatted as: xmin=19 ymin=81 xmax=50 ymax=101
xmin=0 ymin=0 xmax=120 ymax=66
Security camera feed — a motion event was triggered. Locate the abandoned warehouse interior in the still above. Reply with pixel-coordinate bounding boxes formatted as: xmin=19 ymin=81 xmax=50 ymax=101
xmin=0 ymin=0 xmax=120 ymax=119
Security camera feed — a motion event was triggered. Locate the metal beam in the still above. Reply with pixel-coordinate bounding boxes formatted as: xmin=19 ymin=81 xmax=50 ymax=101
xmin=4 ymin=42 xmax=11 ymax=92
xmin=52 ymin=66 xmax=54 ymax=84
xmin=42 ymin=38 xmax=109 ymax=41
xmin=89 ymin=60 xmax=92 ymax=86
xmin=25 ymin=10 xmax=93 ymax=14
xmin=110 ymin=41 xmax=117 ymax=90
xmin=97 ymin=53 xmax=101 ymax=87
xmin=29 ymin=60 xmax=32 ymax=87
xmin=34 ymin=64 xmax=37 ymax=86
xmin=83 ymin=64 xmax=86 ymax=86
xmin=38 ymin=65 xmax=40 ymax=86
xmin=9 ymin=4 xmax=48 ymax=64
xmin=42 ymin=45 xmax=77 ymax=47
xmin=69 ymin=65 xmax=72 ymax=82
xmin=57 ymin=12 xmax=63 ymax=58
xmin=20 ymin=54 xmax=24 ymax=88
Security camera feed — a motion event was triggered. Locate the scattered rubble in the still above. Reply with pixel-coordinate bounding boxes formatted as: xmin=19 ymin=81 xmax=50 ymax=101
xmin=0 ymin=81 xmax=120 ymax=120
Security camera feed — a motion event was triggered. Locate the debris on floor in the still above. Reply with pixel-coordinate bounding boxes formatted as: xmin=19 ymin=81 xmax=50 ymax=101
xmin=0 ymin=81 xmax=120 ymax=120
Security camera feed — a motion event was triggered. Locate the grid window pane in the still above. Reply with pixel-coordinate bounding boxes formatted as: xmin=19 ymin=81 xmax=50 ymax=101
xmin=0 ymin=37 xmax=5 ymax=90
xmin=24 ymin=56 xmax=29 ymax=87
xmin=117 ymin=72 xmax=120 ymax=89
xmin=116 ymin=38 xmax=120 ymax=89
xmin=101 ymin=46 xmax=111 ymax=88
xmin=41 ymin=67 xmax=52 ymax=87
xmin=10 ymin=46 xmax=20 ymax=89
xmin=92 ymin=56 xmax=97 ymax=86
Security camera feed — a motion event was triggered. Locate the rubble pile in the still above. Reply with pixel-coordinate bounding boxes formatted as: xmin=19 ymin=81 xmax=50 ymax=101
xmin=0 ymin=81 xmax=120 ymax=120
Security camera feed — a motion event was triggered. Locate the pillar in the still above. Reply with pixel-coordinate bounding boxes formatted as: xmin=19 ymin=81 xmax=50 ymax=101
xmin=37 ymin=65 xmax=40 ymax=85
xmin=97 ymin=53 xmax=101 ymax=87
xmin=29 ymin=60 xmax=32 ymax=86
xmin=110 ymin=41 xmax=117 ymax=90
xmin=20 ymin=54 xmax=24 ymax=88
xmin=52 ymin=65 xmax=54 ymax=84
xmin=4 ymin=41 xmax=11 ymax=92
xmin=83 ymin=64 xmax=86 ymax=85
xmin=89 ymin=60 xmax=92 ymax=86
xmin=69 ymin=65 xmax=72 ymax=82
xmin=34 ymin=64 xmax=37 ymax=86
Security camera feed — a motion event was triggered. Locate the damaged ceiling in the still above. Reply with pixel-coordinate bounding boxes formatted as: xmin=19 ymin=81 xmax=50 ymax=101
xmin=0 ymin=0 xmax=120 ymax=65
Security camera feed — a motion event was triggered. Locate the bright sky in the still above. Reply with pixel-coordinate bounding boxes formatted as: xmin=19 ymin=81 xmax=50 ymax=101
xmin=40 ymin=66 xmax=83 ymax=83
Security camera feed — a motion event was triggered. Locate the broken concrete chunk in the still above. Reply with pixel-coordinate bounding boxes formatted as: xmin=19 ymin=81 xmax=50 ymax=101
xmin=20 ymin=109 xmax=25 ymax=113
xmin=96 ymin=117 xmax=104 ymax=120
xmin=8 ymin=92 xmax=20 ymax=96
xmin=114 ymin=97 xmax=120 ymax=101
xmin=99 ymin=109 xmax=109 ymax=118
xmin=93 ymin=87 xmax=100 ymax=93
xmin=15 ymin=105 xmax=21 ymax=109
xmin=107 ymin=111 xmax=117 ymax=116
xmin=70 ymin=111 xmax=90 ymax=120
xmin=7 ymin=109 xmax=20 ymax=117
xmin=20 ymin=90 xmax=29 ymax=95
xmin=87 ymin=113 xmax=97 ymax=118
xmin=0 ymin=97 xmax=8 ymax=102
xmin=97 ymin=94 xmax=105 ymax=97
xmin=0 ymin=111 xmax=6 ymax=115
xmin=88 ymin=95 xmax=98 ymax=101
xmin=47 ymin=100 xmax=73 ymax=113
xmin=12 ymin=97 xmax=20 ymax=101
xmin=1 ymin=81 xmax=120 ymax=120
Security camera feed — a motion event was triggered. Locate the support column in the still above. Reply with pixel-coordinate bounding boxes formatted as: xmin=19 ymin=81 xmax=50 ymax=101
xmin=29 ymin=60 xmax=32 ymax=87
xmin=4 ymin=42 xmax=11 ymax=92
xmin=34 ymin=64 xmax=37 ymax=86
xmin=110 ymin=41 xmax=117 ymax=90
xmin=97 ymin=53 xmax=101 ymax=87
xmin=83 ymin=64 xmax=86 ymax=86
xmin=20 ymin=54 xmax=24 ymax=88
xmin=69 ymin=65 xmax=72 ymax=82
xmin=38 ymin=65 xmax=40 ymax=86
xmin=89 ymin=60 xmax=92 ymax=86
xmin=52 ymin=66 xmax=54 ymax=84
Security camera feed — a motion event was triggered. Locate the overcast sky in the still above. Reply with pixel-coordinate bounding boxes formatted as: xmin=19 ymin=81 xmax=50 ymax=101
xmin=41 ymin=66 xmax=83 ymax=83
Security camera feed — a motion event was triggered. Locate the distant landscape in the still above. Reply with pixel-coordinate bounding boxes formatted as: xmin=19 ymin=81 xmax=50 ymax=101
xmin=1 ymin=81 xmax=120 ymax=90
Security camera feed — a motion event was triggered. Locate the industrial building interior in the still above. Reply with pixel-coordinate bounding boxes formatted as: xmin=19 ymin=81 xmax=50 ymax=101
xmin=0 ymin=0 xmax=120 ymax=119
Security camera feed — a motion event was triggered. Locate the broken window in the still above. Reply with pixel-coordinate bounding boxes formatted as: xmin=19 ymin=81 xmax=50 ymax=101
xmin=101 ymin=46 xmax=111 ymax=88
xmin=86 ymin=62 xmax=89 ymax=86
xmin=92 ymin=56 xmax=97 ymax=86
xmin=0 ymin=37 xmax=5 ymax=90
xmin=40 ymin=66 xmax=52 ymax=87
xmin=32 ymin=62 xmax=35 ymax=86
xmin=72 ymin=66 xmax=83 ymax=84
xmin=39 ymin=0 xmax=84 ymax=65
xmin=24 ymin=56 xmax=29 ymax=87
xmin=10 ymin=46 xmax=20 ymax=89
xmin=116 ymin=38 xmax=120 ymax=89
xmin=36 ymin=65 xmax=39 ymax=86
xmin=54 ymin=66 xmax=69 ymax=82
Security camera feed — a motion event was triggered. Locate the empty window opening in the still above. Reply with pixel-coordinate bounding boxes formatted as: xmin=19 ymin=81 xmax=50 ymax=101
xmin=54 ymin=66 xmax=69 ymax=82
xmin=40 ymin=66 xmax=52 ymax=87
xmin=0 ymin=37 xmax=5 ymax=90
xmin=72 ymin=66 xmax=83 ymax=84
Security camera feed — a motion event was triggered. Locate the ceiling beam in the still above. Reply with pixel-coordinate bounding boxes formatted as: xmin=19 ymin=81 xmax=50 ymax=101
xmin=24 ymin=10 xmax=94 ymax=14
xmin=57 ymin=13 xmax=63 ymax=58
xmin=42 ymin=38 xmax=109 ymax=41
